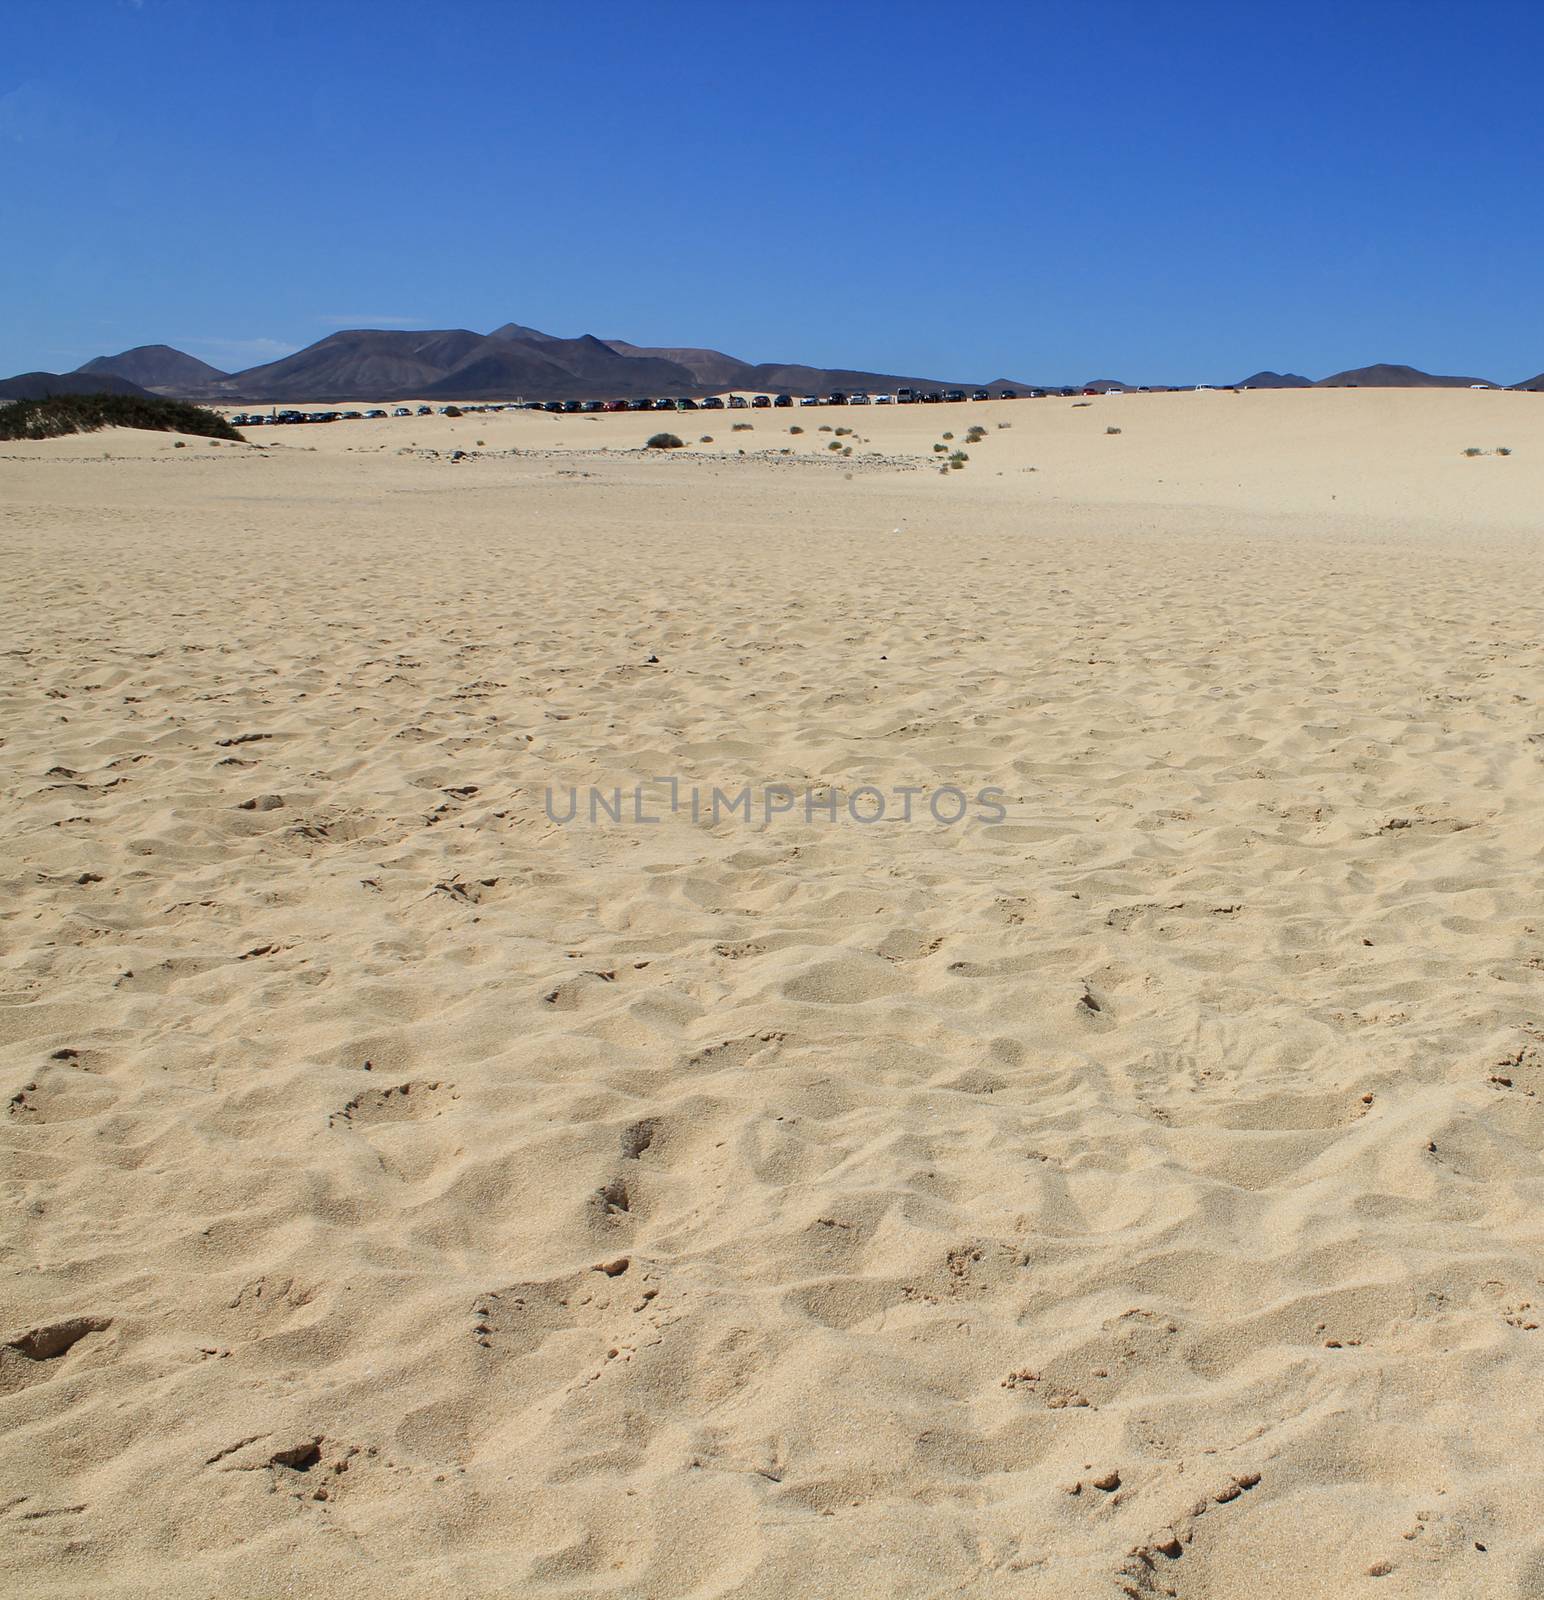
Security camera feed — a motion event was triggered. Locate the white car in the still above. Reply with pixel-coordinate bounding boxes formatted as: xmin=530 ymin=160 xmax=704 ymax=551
xmin=874 ymin=394 xmax=894 ymax=404
xmin=798 ymin=395 xmax=820 ymax=406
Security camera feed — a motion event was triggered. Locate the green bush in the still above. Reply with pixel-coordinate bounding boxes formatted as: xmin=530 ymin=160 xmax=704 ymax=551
xmin=0 ymin=392 xmax=243 ymax=442
xmin=646 ymin=432 xmax=684 ymax=449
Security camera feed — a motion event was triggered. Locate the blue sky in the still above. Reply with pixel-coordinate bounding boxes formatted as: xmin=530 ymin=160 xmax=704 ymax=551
xmin=5 ymin=0 xmax=1543 ymax=384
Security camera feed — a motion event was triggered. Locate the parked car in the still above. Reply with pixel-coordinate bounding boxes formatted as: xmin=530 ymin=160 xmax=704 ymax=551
xmin=542 ymin=401 xmax=563 ymax=413
xmin=826 ymin=391 xmax=847 ymax=406
xmin=727 ymin=395 xmax=749 ymax=409
xmin=798 ymin=395 xmax=820 ymax=406
xmin=944 ymin=390 xmax=965 ymax=403
xmin=752 ymin=394 xmax=771 ymax=408
xmin=603 ymin=400 xmax=629 ymax=412
xmin=393 ymin=406 xmax=412 ymax=416
xmin=921 ymin=392 xmax=942 ymax=404
xmin=897 ymin=389 xmax=918 ymax=404
xmin=849 ymin=392 xmax=870 ymax=405
xmin=972 ymin=390 xmax=989 ymax=401
xmin=773 ymin=394 xmax=793 ymax=407
xmin=628 ymin=398 xmax=653 ymax=411
xmin=701 ymin=396 xmax=725 ymax=410
xmin=676 ymin=398 xmax=699 ymax=411
xmin=874 ymin=394 xmax=894 ymax=404
xmin=998 ymin=390 xmax=1017 ymax=400
xmin=365 ymin=409 xmax=388 ymax=419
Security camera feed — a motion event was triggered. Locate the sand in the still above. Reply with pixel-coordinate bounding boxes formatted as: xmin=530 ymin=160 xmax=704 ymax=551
xmin=2 ymin=389 xmax=1543 ymax=1597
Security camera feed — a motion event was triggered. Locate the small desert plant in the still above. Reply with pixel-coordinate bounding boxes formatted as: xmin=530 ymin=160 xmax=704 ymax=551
xmin=835 ymin=427 xmax=851 ymax=436
xmin=732 ymin=422 xmax=753 ymax=431
xmin=1106 ymin=426 xmax=1122 ymax=435
xmin=1463 ymin=446 xmax=1484 ymax=457
xmin=443 ymin=405 xmax=462 ymax=418
xmin=942 ymin=431 xmax=954 ymax=440
xmin=933 ymin=443 xmax=946 ymax=452
xmin=476 ymin=439 xmax=485 ymax=446
xmin=818 ymin=424 xmax=833 ymax=432
xmin=646 ymin=432 xmax=684 ymax=449
xmin=789 ymin=425 xmax=803 ymax=434
xmin=997 ymin=421 xmax=1012 ymax=429
xmin=828 ymin=440 xmax=842 ymax=450
xmin=1497 ymin=446 xmax=1513 ymax=456
xmin=699 ymin=435 xmax=713 ymax=443
xmin=949 ymin=450 xmax=969 ymax=463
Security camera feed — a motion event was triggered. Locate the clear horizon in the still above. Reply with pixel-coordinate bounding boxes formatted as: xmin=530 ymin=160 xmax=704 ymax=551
xmin=5 ymin=0 xmax=1544 ymax=385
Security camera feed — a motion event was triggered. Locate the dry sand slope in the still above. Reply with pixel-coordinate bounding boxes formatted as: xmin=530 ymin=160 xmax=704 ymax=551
xmin=2 ymin=392 xmax=1544 ymax=1598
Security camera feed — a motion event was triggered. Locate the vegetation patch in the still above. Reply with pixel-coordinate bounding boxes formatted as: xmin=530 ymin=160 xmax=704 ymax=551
xmin=645 ymin=432 xmax=684 ymax=449
xmin=0 ymin=392 xmax=243 ymax=442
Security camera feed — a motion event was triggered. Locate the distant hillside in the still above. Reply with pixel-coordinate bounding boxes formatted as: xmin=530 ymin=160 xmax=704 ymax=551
xmin=1237 ymin=370 xmax=1313 ymax=388
xmin=1512 ymin=372 xmax=1544 ymax=391
xmin=225 ymin=329 xmax=489 ymax=401
xmin=603 ymin=340 xmax=754 ymax=388
xmin=1317 ymin=363 xmax=1497 ymax=388
xmin=0 ymin=370 xmax=153 ymax=401
xmin=76 ymin=344 xmax=229 ymax=395
xmin=0 ymin=391 xmax=241 ymax=441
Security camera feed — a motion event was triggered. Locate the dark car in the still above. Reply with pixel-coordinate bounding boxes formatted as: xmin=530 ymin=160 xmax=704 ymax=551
xmin=921 ymin=391 xmax=942 ymax=404
xmin=773 ymin=394 xmax=793 ymax=407
xmin=972 ymin=390 xmax=989 ymax=401
xmin=701 ymin=396 xmax=725 ymax=410
xmin=543 ymin=401 xmax=564 ymax=413
xmin=998 ymin=390 xmax=1017 ymax=401
xmin=896 ymin=389 xmax=918 ymax=404
xmin=416 ymin=405 xmax=432 ymax=416
xmin=826 ymin=391 xmax=847 ymax=406
xmin=676 ymin=398 xmax=699 ymax=411
xmin=628 ymin=397 xmax=653 ymax=411
xmin=751 ymin=394 xmax=771 ymax=408
xmin=944 ymin=390 xmax=965 ymax=403
xmin=603 ymin=399 xmax=628 ymax=412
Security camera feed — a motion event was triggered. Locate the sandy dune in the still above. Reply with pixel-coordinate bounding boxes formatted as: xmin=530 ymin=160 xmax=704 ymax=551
xmin=3 ymin=391 xmax=1543 ymax=1597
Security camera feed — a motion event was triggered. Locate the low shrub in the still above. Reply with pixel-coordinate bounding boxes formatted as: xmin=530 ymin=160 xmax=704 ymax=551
xmin=646 ymin=432 xmax=684 ymax=449
xmin=0 ymin=392 xmax=242 ymax=442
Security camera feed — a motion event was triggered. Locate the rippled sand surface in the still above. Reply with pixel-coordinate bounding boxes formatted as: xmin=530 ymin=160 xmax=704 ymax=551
xmin=4 ymin=391 xmax=1544 ymax=1597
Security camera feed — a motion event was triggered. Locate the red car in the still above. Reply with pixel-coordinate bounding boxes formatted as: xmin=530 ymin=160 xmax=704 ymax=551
xmin=603 ymin=400 xmax=629 ymax=412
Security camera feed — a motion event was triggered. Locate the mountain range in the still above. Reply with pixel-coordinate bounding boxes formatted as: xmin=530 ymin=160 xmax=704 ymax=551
xmin=14 ymin=324 xmax=1012 ymax=405
xmin=2 ymin=325 xmax=1543 ymax=403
